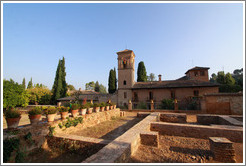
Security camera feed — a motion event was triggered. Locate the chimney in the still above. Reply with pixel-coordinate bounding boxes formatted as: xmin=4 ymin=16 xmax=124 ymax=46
xmin=158 ymin=74 xmax=162 ymax=82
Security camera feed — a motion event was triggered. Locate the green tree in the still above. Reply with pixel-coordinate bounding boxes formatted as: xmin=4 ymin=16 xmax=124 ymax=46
xmin=3 ymin=79 xmax=29 ymax=109
xmin=210 ymin=73 xmax=217 ymax=83
xmin=147 ymin=73 xmax=156 ymax=81
xmin=137 ymin=61 xmax=147 ymax=82
xmin=51 ymin=57 xmax=67 ymax=104
xmin=108 ymin=69 xmax=115 ymax=94
xmin=85 ymin=81 xmax=95 ymax=90
xmin=95 ymin=81 xmax=100 ymax=92
xmin=67 ymin=84 xmax=76 ymax=91
xmin=225 ymin=73 xmax=235 ymax=85
xmin=27 ymin=86 xmax=51 ymax=105
xmin=99 ymin=84 xmax=107 ymax=94
xmin=27 ymin=78 xmax=33 ymax=89
xmin=22 ymin=78 xmax=26 ymax=89
xmin=216 ymin=71 xmax=225 ymax=84
xmin=233 ymin=68 xmax=243 ymax=87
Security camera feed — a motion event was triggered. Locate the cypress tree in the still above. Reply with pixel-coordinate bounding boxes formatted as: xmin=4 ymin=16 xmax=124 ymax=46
xmin=113 ymin=67 xmax=117 ymax=91
xmin=60 ymin=57 xmax=67 ymax=97
xmin=108 ymin=69 xmax=115 ymax=94
xmin=95 ymin=81 xmax=100 ymax=92
xmin=22 ymin=78 xmax=26 ymax=89
xmin=137 ymin=61 xmax=147 ymax=82
xmin=27 ymin=77 xmax=33 ymax=89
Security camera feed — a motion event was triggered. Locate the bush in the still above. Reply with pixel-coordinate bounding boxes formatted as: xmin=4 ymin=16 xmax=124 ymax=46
xmin=4 ymin=108 xmax=21 ymax=118
xmin=41 ymin=106 xmax=48 ymax=111
xmin=58 ymin=106 xmax=69 ymax=112
xmin=44 ymin=106 xmax=57 ymax=115
xmin=136 ymin=102 xmax=147 ymax=109
xmin=71 ymin=104 xmax=79 ymax=110
xmin=28 ymin=107 xmax=42 ymax=115
xmin=93 ymin=103 xmax=100 ymax=108
xmin=100 ymin=102 xmax=106 ymax=107
xmin=159 ymin=99 xmax=174 ymax=110
xmin=219 ymin=84 xmax=243 ymax=93
xmin=79 ymin=104 xmax=87 ymax=109
xmin=85 ymin=102 xmax=93 ymax=108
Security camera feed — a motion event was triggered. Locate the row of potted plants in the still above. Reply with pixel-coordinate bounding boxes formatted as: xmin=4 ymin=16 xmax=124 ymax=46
xmin=4 ymin=102 xmax=117 ymax=130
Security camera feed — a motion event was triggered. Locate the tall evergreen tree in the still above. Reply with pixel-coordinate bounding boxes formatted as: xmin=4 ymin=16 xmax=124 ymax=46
xmin=95 ymin=81 xmax=100 ymax=92
xmin=108 ymin=69 xmax=115 ymax=94
xmin=22 ymin=78 xmax=26 ymax=89
xmin=113 ymin=67 xmax=117 ymax=91
xmin=51 ymin=58 xmax=68 ymax=104
xmin=27 ymin=77 xmax=33 ymax=89
xmin=137 ymin=61 xmax=147 ymax=82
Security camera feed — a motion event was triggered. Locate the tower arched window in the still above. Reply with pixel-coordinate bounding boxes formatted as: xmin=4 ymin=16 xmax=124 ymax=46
xmin=123 ymin=80 xmax=126 ymax=85
xmin=123 ymin=59 xmax=127 ymax=68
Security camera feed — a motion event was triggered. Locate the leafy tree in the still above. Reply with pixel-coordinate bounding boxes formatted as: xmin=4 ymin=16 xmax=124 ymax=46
xmin=67 ymin=84 xmax=76 ymax=91
xmin=99 ymin=84 xmax=107 ymax=94
xmin=209 ymin=73 xmax=217 ymax=83
xmin=3 ymin=79 xmax=29 ymax=109
xmin=85 ymin=81 xmax=95 ymax=90
xmin=233 ymin=68 xmax=243 ymax=87
xmin=225 ymin=73 xmax=235 ymax=85
xmin=108 ymin=69 xmax=115 ymax=94
xmin=137 ymin=61 xmax=147 ymax=82
xmin=159 ymin=99 xmax=174 ymax=110
xmin=27 ymin=86 xmax=51 ymax=105
xmin=95 ymin=81 xmax=100 ymax=92
xmin=51 ymin=57 xmax=67 ymax=104
xmin=27 ymin=78 xmax=33 ymax=89
xmin=22 ymin=78 xmax=26 ymax=89
xmin=147 ymin=73 xmax=156 ymax=81
xmin=216 ymin=71 xmax=225 ymax=84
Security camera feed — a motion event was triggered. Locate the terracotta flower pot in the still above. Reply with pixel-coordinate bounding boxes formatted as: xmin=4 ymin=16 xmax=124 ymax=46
xmin=60 ymin=112 xmax=68 ymax=120
xmin=79 ymin=109 xmax=87 ymax=115
xmin=87 ymin=108 xmax=93 ymax=114
xmin=47 ymin=114 xmax=56 ymax=122
xmin=6 ymin=117 xmax=21 ymax=129
xmin=29 ymin=114 xmax=41 ymax=124
xmin=113 ymin=105 xmax=116 ymax=109
xmin=100 ymin=107 xmax=105 ymax=112
xmin=71 ymin=109 xmax=78 ymax=117
xmin=105 ymin=106 xmax=109 ymax=111
xmin=110 ymin=106 xmax=113 ymax=110
xmin=94 ymin=107 xmax=100 ymax=113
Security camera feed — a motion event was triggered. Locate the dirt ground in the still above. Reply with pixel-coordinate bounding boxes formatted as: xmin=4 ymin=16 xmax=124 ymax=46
xmin=66 ymin=112 xmax=142 ymax=140
xmin=130 ymin=135 xmax=243 ymax=163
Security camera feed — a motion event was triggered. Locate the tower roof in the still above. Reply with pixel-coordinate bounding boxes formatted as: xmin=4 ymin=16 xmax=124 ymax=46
xmin=116 ymin=49 xmax=133 ymax=54
xmin=185 ymin=66 xmax=210 ymax=74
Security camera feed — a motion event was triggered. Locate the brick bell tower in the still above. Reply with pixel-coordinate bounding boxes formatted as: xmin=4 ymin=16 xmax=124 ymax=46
xmin=117 ymin=49 xmax=135 ymax=107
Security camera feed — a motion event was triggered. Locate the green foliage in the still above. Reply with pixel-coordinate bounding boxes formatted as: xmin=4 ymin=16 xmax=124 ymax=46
xmin=159 ymin=99 xmax=174 ymax=110
xmin=58 ymin=106 xmax=70 ymax=112
xmin=67 ymin=84 xmax=76 ymax=91
xmin=85 ymin=102 xmax=93 ymax=108
xmin=27 ymin=77 xmax=33 ymax=89
xmin=210 ymin=73 xmax=217 ymax=83
xmin=147 ymin=73 xmax=156 ymax=81
xmin=225 ymin=73 xmax=235 ymax=85
xmin=136 ymin=102 xmax=147 ymax=109
xmin=59 ymin=117 xmax=83 ymax=129
xmin=137 ymin=61 xmax=147 ymax=82
xmin=3 ymin=138 xmax=20 ymax=162
xmin=28 ymin=107 xmax=42 ymax=115
xmin=93 ymin=103 xmax=100 ymax=107
xmin=99 ymin=84 xmax=107 ymax=94
xmin=15 ymin=150 xmax=26 ymax=163
xmin=79 ymin=104 xmax=87 ymax=109
xmin=41 ymin=106 xmax=48 ymax=111
xmin=114 ymin=67 xmax=117 ymax=91
xmin=71 ymin=104 xmax=79 ymax=110
xmin=219 ymin=84 xmax=242 ymax=93
xmin=22 ymin=78 xmax=26 ymax=89
xmin=4 ymin=108 xmax=21 ymax=118
xmin=108 ymin=69 xmax=116 ymax=94
xmin=51 ymin=57 xmax=67 ymax=104
xmin=100 ymin=102 xmax=106 ymax=107
xmin=48 ymin=126 xmax=56 ymax=136
xmin=24 ymin=132 xmax=34 ymax=145
xmin=3 ymin=79 xmax=29 ymax=109
xmin=26 ymin=85 xmax=52 ymax=105
xmin=44 ymin=106 xmax=57 ymax=115
xmin=95 ymin=81 xmax=100 ymax=92
xmin=85 ymin=81 xmax=95 ymax=90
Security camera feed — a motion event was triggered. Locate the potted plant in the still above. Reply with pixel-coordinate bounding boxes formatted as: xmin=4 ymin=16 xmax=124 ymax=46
xmin=44 ymin=106 xmax=57 ymax=122
xmin=4 ymin=108 xmax=21 ymax=130
xmin=112 ymin=102 xmax=117 ymax=109
xmin=86 ymin=103 xmax=93 ymax=114
xmin=100 ymin=102 xmax=106 ymax=112
xmin=105 ymin=103 xmax=110 ymax=111
xmin=28 ymin=106 xmax=42 ymax=125
xmin=109 ymin=103 xmax=113 ymax=110
xmin=41 ymin=106 xmax=48 ymax=111
xmin=58 ymin=106 xmax=70 ymax=120
xmin=71 ymin=104 xmax=79 ymax=117
xmin=93 ymin=103 xmax=100 ymax=113
xmin=79 ymin=104 xmax=87 ymax=115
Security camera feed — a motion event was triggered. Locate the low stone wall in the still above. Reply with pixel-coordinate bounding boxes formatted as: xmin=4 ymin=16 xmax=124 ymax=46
xmin=54 ymin=109 xmax=121 ymax=134
xmin=197 ymin=114 xmax=243 ymax=126
xmin=159 ymin=113 xmax=186 ymax=123
xmin=150 ymin=122 xmax=243 ymax=143
xmin=83 ymin=112 xmax=159 ymax=163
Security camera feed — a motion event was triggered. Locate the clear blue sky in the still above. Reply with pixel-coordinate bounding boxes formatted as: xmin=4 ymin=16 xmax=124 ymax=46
xmin=3 ymin=3 xmax=243 ymax=90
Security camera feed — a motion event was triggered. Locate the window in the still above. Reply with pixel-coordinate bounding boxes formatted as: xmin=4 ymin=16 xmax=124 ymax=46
xmin=123 ymin=59 xmax=127 ymax=68
xmin=124 ymin=92 xmax=127 ymax=99
xmin=194 ymin=90 xmax=199 ymax=96
xmin=200 ymin=71 xmax=205 ymax=76
xmin=171 ymin=91 xmax=175 ymax=99
xmin=133 ymin=92 xmax=138 ymax=101
xmin=149 ymin=91 xmax=153 ymax=100
xmin=123 ymin=80 xmax=126 ymax=85
xmin=194 ymin=71 xmax=198 ymax=76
